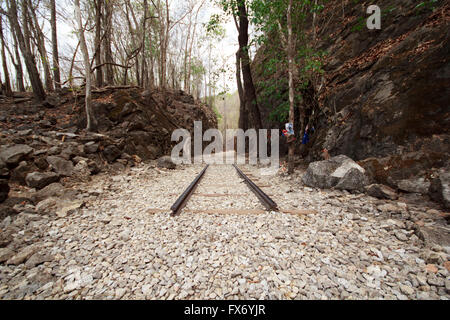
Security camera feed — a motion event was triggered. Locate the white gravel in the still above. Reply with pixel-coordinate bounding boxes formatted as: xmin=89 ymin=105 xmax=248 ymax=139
xmin=0 ymin=162 xmax=449 ymax=300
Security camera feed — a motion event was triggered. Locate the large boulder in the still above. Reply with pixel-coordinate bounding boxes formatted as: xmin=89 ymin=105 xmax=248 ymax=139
xmin=10 ymin=161 xmax=37 ymax=185
xmin=55 ymin=200 xmax=84 ymax=218
xmin=0 ymin=158 xmax=9 ymax=179
xmin=31 ymin=183 xmax=66 ymax=204
xmin=365 ymin=184 xmax=398 ymax=200
xmin=46 ymin=156 xmax=74 ymax=177
xmin=429 ymin=172 xmax=450 ymax=209
xmin=25 ymin=172 xmax=60 ymax=190
xmin=359 ymin=152 xmax=447 ymax=187
xmin=0 ymin=179 xmax=9 ymax=203
xmin=103 ymin=145 xmax=122 ymax=163
xmin=84 ymin=142 xmax=99 ymax=154
xmin=302 ymin=155 xmax=369 ymax=191
xmin=72 ymin=159 xmax=92 ymax=182
xmin=397 ymin=177 xmax=430 ymax=194
xmin=0 ymin=144 xmax=33 ymax=167
xmin=157 ymin=156 xmax=176 ymax=170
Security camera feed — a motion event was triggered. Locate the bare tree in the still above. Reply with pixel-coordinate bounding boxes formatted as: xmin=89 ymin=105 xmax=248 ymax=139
xmin=103 ymin=0 xmax=115 ymax=85
xmin=74 ymin=0 xmax=97 ymax=132
xmin=5 ymin=0 xmax=46 ymax=101
xmin=50 ymin=0 xmax=61 ymax=89
xmin=8 ymin=25 xmax=26 ymax=92
xmin=237 ymin=1 xmax=262 ymax=130
xmin=94 ymin=0 xmax=103 ymax=88
xmin=27 ymin=0 xmax=54 ymax=91
xmin=286 ymin=0 xmax=296 ymax=173
xmin=0 ymin=15 xmax=12 ymax=96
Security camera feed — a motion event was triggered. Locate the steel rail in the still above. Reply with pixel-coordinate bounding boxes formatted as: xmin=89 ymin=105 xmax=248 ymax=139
xmin=170 ymin=165 xmax=209 ymax=216
xmin=233 ymin=164 xmax=279 ymax=211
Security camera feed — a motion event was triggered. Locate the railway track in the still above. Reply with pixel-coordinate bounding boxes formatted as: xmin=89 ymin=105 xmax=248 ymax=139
xmin=170 ymin=164 xmax=279 ymax=216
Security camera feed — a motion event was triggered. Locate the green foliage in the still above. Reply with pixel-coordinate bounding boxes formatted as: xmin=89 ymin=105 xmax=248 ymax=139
xmin=190 ymin=57 xmax=206 ymax=76
xmin=259 ymin=78 xmax=306 ymax=123
xmin=269 ymin=100 xmax=290 ymax=123
xmin=383 ymin=5 xmax=397 ymax=15
xmin=415 ymin=0 xmax=438 ymax=12
xmin=351 ymin=16 xmax=365 ymax=32
xmin=216 ymin=0 xmax=328 ymax=125
xmin=297 ymin=47 xmax=326 ymax=80
xmin=247 ymin=0 xmax=328 ymax=122
xmin=205 ymin=14 xmax=227 ymax=38
xmin=212 ymin=104 xmax=223 ymax=121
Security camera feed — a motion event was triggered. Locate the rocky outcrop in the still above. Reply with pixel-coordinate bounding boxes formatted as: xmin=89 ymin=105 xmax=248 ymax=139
xmin=365 ymin=184 xmax=398 ymax=200
xmin=302 ymin=155 xmax=369 ymax=191
xmin=10 ymin=161 xmax=37 ymax=185
xmin=397 ymin=178 xmax=431 ymax=194
xmin=31 ymin=183 xmax=65 ymax=204
xmin=157 ymin=156 xmax=176 ymax=170
xmin=76 ymin=88 xmax=217 ymax=161
xmin=103 ymin=145 xmax=121 ymax=163
xmin=6 ymin=245 xmax=37 ymax=266
xmin=0 ymin=158 xmax=9 ymax=179
xmin=0 ymin=179 xmax=9 ymax=203
xmin=0 ymin=87 xmax=218 ymax=210
xmin=0 ymin=144 xmax=33 ymax=167
xmin=309 ymin=1 xmax=449 ymax=163
xmin=25 ymin=172 xmax=60 ymax=190
xmin=429 ymin=172 xmax=450 ymax=209
xmin=46 ymin=156 xmax=74 ymax=177
xmin=252 ymin=0 xmax=449 ymax=206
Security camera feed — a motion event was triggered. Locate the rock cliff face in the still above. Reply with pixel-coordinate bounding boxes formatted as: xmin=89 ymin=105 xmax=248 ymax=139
xmin=0 ymin=87 xmax=217 ymax=206
xmin=75 ymin=87 xmax=217 ymax=160
xmin=0 ymin=87 xmax=217 ymax=162
xmin=253 ymin=0 xmax=449 ymax=191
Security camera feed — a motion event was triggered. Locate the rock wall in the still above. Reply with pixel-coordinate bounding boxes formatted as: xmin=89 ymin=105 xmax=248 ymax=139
xmin=75 ymin=87 xmax=217 ymax=160
xmin=0 ymin=87 xmax=218 ymax=206
xmin=253 ymin=0 xmax=449 ymax=191
xmin=312 ymin=0 xmax=449 ymax=162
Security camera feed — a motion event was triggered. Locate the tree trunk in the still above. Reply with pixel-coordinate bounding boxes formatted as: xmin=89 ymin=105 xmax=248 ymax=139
xmin=10 ymin=28 xmax=25 ymax=92
xmin=236 ymin=50 xmax=248 ymax=131
xmin=21 ymin=0 xmax=31 ymax=53
xmin=27 ymin=0 xmax=54 ymax=92
xmin=94 ymin=0 xmax=104 ymax=88
xmin=104 ymin=1 xmax=114 ymax=85
xmin=183 ymin=18 xmax=191 ymax=93
xmin=75 ymin=0 xmax=97 ymax=132
xmin=141 ymin=0 xmax=148 ymax=88
xmin=124 ymin=0 xmax=139 ymax=86
xmin=7 ymin=0 xmax=46 ymax=101
xmin=161 ymin=0 xmax=170 ymax=91
xmin=50 ymin=0 xmax=61 ymax=89
xmin=237 ymin=2 xmax=262 ymax=130
xmin=0 ymin=16 xmax=12 ymax=96
xmin=204 ymin=74 xmax=207 ymax=104
xmin=159 ymin=0 xmax=170 ymax=107
xmin=148 ymin=22 xmax=155 ymax=88
xmin=287 ymin=0 xmax=296 ymax=174
xmin=69 ymin=41 xmax=80 ymax=88
xmin=186 ymin=20 xmax=197 ymax=94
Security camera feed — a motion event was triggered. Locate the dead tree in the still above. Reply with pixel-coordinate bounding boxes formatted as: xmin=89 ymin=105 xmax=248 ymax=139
xmin=5 ymin=0 xmax=46 ymax=101
xmin=0 ymin=15 xmax=12 ymax=96
xmin=50 ymin=0 xmax=61 ymax=89
xmin=26 ymin=0 xmax=54 ymax=92
xmin=75 ymin=0 xmax=98 ymax=132
xmin=237 ymin=1 xmax=262 ymax=130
